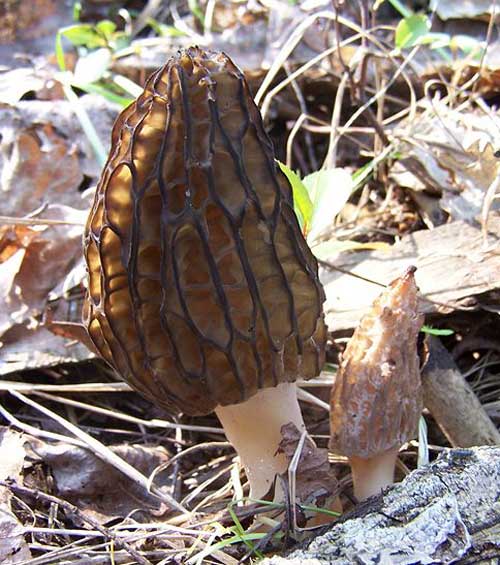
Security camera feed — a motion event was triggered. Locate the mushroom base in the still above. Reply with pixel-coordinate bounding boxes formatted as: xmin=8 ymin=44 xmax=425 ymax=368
xmin=215 ymin=382 xmax=306 ymax=502
xmin=350 ymin=447 xmax=399 ymax=501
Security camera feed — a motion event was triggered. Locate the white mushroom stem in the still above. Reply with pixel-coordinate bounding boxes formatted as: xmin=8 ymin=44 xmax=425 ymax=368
xmin=215 ymin=382 xmax=305 ymax=502
xmin=349 ymin=447 xmax=399 ymax=501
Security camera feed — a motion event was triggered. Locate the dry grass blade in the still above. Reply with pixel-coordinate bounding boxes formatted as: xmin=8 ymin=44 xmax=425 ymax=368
xmin=0 ymin=480 xmax=154 ymax=565
xmin=0 ymin=401 xmax=87 ymax=448
xmin=29 ymin=390 xmax=225 ymax=435
xmin=9 ymin=390 xmax=190 ymax=515
xmin=296 ymin=388 xmax=330 ymax=412
xmin=0 ymin=215 xmax=86 ymax=226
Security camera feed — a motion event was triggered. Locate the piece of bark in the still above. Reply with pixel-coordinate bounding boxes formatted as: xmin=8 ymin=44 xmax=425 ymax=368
xmin=321 ymin=213 xmax=500 ymax=332
xmin=262 ymin=446 xmax=500 ymax=564
xmin=422 ymin=336 xmax=500 ymax=447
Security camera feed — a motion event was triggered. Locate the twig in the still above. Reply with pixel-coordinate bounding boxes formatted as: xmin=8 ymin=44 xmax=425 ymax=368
xmin=422 ymin=337 xmax=500 ymax=447
xmin=0 ymin=480 xmax=154 ymax=565
xmin=0 ymin=401 xmax=87 ymax=448
xmin=28 ymin=390 xmax=225 ymax=435
xmin=0 ymin=216 xmax=85 ymax=227
xmin=9 ymin=390 xmax=190 ymax=515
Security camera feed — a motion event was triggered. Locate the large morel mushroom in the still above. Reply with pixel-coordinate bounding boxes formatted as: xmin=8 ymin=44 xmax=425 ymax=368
xmin=83 ymin=47 xmax=327 ymax=501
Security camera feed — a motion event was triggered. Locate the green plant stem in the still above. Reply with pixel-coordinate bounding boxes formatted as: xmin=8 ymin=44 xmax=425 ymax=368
xmin=62 ymin=82 xmax=107 ymax=167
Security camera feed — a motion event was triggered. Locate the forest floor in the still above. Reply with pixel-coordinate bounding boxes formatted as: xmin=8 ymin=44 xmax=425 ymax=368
xmin=0 ymin=1 xmax=499 ymax=563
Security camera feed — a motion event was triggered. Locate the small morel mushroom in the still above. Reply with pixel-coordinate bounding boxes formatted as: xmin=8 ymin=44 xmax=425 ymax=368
xmin=329 ymin=267 xmax=424 ymax=501
xmin=83 ymin=47 xmax=327 ymax=502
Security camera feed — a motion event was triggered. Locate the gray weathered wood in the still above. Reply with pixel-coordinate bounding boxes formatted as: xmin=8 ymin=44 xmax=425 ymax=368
xmin=262 ymin=447 xmax=500 ymax=564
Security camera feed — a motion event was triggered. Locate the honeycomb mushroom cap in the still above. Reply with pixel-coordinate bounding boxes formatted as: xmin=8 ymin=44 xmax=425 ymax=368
xmin=83 ymin=47 xmax=326 ymax=416
xmin=329 ymin=267 xmax=424 ymax=459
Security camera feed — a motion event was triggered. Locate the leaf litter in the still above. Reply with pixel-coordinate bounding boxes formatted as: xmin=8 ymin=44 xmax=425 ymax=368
xmin=0 ymin=1 xmax=499 ymax=563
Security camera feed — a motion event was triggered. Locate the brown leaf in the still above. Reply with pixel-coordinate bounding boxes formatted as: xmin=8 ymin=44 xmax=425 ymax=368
xmin=34 ymin=442 xmax=173 ymax=523
xmin=0 ymin=429 xmax=32 ymax=563
xmin=322 ymin=213 xmax=500 ymax=332
xmin=0 ymin=97 xmax=118 ymax=208
xmin=0 ymin=205 xmax=85 ymax=334
xmin=278 ymin=422 xmax=338 ymax=507
xmin=0 ymin=205 xmax=92 ymax=374
xmin=391 ymin=101 xmax=500 ymax=222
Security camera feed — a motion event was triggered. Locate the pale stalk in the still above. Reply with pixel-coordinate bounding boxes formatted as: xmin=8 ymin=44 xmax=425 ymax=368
xmin=215 ymin=382 xmax=305 ymax=501
xmin=349 ymin=447 xmax=399 ymax=501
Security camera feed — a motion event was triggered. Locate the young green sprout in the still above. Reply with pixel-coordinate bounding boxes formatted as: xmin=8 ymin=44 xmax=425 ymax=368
xmin=329 ymin=267 xmax=424 ymax=501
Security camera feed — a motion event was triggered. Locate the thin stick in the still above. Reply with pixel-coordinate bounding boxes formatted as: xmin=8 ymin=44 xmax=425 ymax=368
xmin=0 ymin=216 xmax=85 ymax=227
xmin=29 ymin=390 xmax=224 ymax=435
xmin=422 ymin=337 xmax=500 ymax=447
xmin=9 ymin=390 xmax=189 ymax=515
xmin=0 ymin=401 xmax=87 ymax=448
xmin=296 ymin=388 xmax=330 ymax=412
xmin=0 ymin=480 xmax=153 ymax=565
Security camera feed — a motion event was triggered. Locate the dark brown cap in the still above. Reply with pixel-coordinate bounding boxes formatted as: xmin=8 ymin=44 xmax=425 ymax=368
xmin=83 ymin=47 xmax=326 ymax=416
xmin=329 ymin=267 xmax=424 ymax=458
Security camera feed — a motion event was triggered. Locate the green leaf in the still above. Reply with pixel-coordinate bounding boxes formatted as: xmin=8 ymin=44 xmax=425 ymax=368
xmin=96 ymin=19 xmax=116 ymax=40
xmin=60 ymin=24 xmax=106 ymax=49
xmin=421 ymin=325 xmax=455 ymax=336
xmin=147 ymin=18 xmax=188 ymax=37
xmin=386 ymin=0 xmax=412 ymax=18
xmin=450 ymin=34 xmax=484 ymax=58
xmin=55 ymin=31 xmax=66 ymax=71
xmin=61 ymin=81 xmax=107 ymax=167
xmin=303 ymin=168 xmax=352 ymax=243
xmin=395 ymin=14 xmax=430 ymax=49
xmin=187 ymin=0 xmax=205 ymax=25
xmin=418 ymin=31 xmax=450 ymax=48
xmin=277 ymin=160 xmax=313 ymax=234
xmin=72 ymin=1 xmax=82 ymax=21
xmin=111 ymin=74 xmax=142 ymax=98
xmin=73 ymin=81 xmax=133 ymax=107
xmin=227 ymin=502 xmax=264 ymax=559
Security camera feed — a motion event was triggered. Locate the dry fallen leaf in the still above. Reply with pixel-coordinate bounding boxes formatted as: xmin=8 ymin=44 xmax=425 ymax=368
xmin=33 ymin=442 xmax=173 ymax=523
xmin=0 ymin=205 xmax=91 ymax=374
xmin=0 ymin=205 xmax=85 ymax=332
xmin=429 ymin=0 xmax=495 ymax=20
xmin=391 ymin=100 xmax=500 ymax=223
xmin=0 ymin=429 xmax=32 ymax=564
xmin=278 ymin=422 xmax=337 ymax=510
xmin=0 ymin=96 xmax=118 ymax=209
xmin=321 ymin=213 xmax=500 ymax=332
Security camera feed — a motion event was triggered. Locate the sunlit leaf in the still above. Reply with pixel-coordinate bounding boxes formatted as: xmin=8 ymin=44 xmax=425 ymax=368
xmin=147 ymin=18 xmax=188 ymax=37
xmin=73 ymin=48 xmax=112 ymax=85
xmin=60 ymin=24 xmax=106 ymax=49
xmin=73 ymin=81 xmax=133 ymax=107
xmin=96 ymin=20 xmax=116 ymax=40
xmin=303 ymin=168 xmax=352 ymax=243
xmin=55 ymin=32 xmax=66 ymax=71
xmin=111 ymin=74 xmax=142 ymax=98
xmin=277 ymin=160 xmax=313 ymax=234
xmin=450 ymin=34 xmax=484 ymax=57
xmin=387 ymin=0 xmax=412 ymax=17
xmin=395 ymin=14 xmax=430 ymax=49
